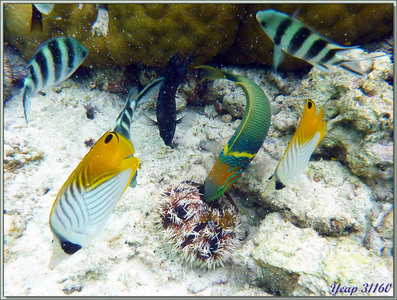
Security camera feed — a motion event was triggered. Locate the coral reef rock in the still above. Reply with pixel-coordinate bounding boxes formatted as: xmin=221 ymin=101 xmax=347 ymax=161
xmin=233 ymin=212 xmax=393 ymax=296
xmin=4 ymin=4 xmax=393 ymax=69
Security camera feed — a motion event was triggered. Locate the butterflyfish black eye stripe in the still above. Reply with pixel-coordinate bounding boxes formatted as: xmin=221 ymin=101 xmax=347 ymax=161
xmin=48 ymin=39 xmax=63 ymax=83
xmin=288 ymin=26 xmax=311 ymax=54
xmin=303 ymin=39 xmax=328 ymax=60
xmin=274 ymin=18 xmax=292 ymax=45
xmin=307 ymin=101 xmax=313 ymax=109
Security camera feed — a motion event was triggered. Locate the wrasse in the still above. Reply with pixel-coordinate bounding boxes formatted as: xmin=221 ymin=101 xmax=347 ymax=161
xmin=256 ymin=9 xmax=382 ymax=77
xmin=48 ymin=78 xmax=163 ymax=269
xmin=157 ymin=51 xmax=195 ymax=146
xmin=196 ymin=66 xmax=271 ymax=202
xmin=264 ymin=99 xmax=325 ymax=195
xmin=22 ymin=36 xmax=88 ymax=124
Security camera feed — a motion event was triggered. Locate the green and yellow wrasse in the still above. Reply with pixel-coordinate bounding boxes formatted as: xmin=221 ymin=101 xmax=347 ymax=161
xmin=49 ymin=130 xmax=140 ymax=269
xmin=256 ymin=9 xmax=384 ymax=77
xmin=264 ymin=99 xmax=325 ymax=195
xmin=196 ymin=66 xmax=271 ymax=202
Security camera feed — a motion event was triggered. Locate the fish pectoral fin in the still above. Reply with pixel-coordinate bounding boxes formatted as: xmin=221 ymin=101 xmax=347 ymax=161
xmin=178 ymin=110 xmax=197 ymax=127
xmin=273 ymin=44 xmax=285 ymax=71
xmin=129 ymin=171 xmax=138 ymax=187
xmin=22 ymin=87 xmax=32 ymax=125
xmin=140 ymin=111 xmax=158 ymax=125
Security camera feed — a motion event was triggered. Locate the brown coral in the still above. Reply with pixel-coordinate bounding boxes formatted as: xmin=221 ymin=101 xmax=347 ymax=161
xmin=4 ymin=3 xmax=393 ymax=70
xmin=4 ymin=3 xmax=245 ymax=68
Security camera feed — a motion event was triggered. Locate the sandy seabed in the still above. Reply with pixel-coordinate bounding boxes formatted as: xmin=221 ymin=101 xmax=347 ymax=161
xmin=3 ymin=60 xmax=393 ymax=296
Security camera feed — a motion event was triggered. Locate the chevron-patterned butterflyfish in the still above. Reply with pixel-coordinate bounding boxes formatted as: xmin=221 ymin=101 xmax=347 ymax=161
xmin=264 ymin=99 xmax=325 ymax=195
xmin=48 ymin=130 xmax=140 ymax=268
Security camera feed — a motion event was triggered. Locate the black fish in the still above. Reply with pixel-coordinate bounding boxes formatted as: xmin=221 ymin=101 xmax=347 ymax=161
xmin=156 ymin=50 xmax=195 ymax=146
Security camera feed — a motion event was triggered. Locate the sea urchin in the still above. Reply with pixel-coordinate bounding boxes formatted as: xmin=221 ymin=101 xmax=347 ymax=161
xmin=158 ymin=181 xmax=242 ymax=268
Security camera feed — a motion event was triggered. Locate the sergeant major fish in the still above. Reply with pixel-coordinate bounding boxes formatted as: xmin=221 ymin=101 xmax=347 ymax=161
xmin=196 ymin=66 xmax=271 ymax=202
xmin=264 ymin=99 xmax=325 ymax=195
xmin=48 ymin=78 xmax=163 ymax=269
xmin=157 ymin=50 xmax=195 ymax=146
xmin=22 ymin=36 xmax=88 ymax=124
xmin=256 ymin=9 xmax=382 ymax=77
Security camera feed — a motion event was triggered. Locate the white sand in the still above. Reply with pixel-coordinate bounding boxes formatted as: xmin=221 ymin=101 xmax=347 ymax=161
xmin=3 ymin=60 xmax=393 ymax=296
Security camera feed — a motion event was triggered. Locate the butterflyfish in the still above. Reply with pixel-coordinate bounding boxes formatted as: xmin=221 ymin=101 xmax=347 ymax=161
xmin=48 ymin=78 xmax=163 ymax=269
xmin=157 ymin=50 xmax=195 ymax=146
xmin=22 ymin=36 xmax=88 ymax=124
xmin=264 ymin=99 xmax=325 ymax=195
xmin=256 ymin=9 xmax=384 ymax=77
xmin=195 ymin=66 xmax=271 ymax=202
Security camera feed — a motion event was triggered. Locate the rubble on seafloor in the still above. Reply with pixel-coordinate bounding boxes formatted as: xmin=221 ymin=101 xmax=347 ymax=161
xmin=3 ymin=47 xmax=393 ymax=296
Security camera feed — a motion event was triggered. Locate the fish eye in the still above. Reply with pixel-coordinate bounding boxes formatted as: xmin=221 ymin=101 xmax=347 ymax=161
xmin=307 ymin=101 xmax=313 ymax=109
xmin=260 ymin=21 xmax=267 ymax=27
xmin=104 ymin=134 xmax=113 ymax=144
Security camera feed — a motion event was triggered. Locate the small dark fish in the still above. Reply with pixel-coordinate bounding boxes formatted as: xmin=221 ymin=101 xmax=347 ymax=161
xmin=22 ymin=36 xmax=88 ymax=124
xmin=156 ymin=50 xmax=195 ymax=146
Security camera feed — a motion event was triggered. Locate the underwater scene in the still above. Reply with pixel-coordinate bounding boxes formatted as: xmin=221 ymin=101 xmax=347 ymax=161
xmin=3 ymin=2 xmax=394 ymax=297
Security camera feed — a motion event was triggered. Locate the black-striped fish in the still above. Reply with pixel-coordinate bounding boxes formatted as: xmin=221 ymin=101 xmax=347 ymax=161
xmin=48 ymin=78 xmax=163 ymax=269
xmin=115 ymin=78 xmax=164 ymax=141
xmin=196 ymin=66 xmax=271 ymax=202
xmin=264 ymin=99 xmax=325 ymax=195
xmin=256 ymin=9 xmax=378 ymax=77
xmin=22 ymin=36 xmax=88 ymax=124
